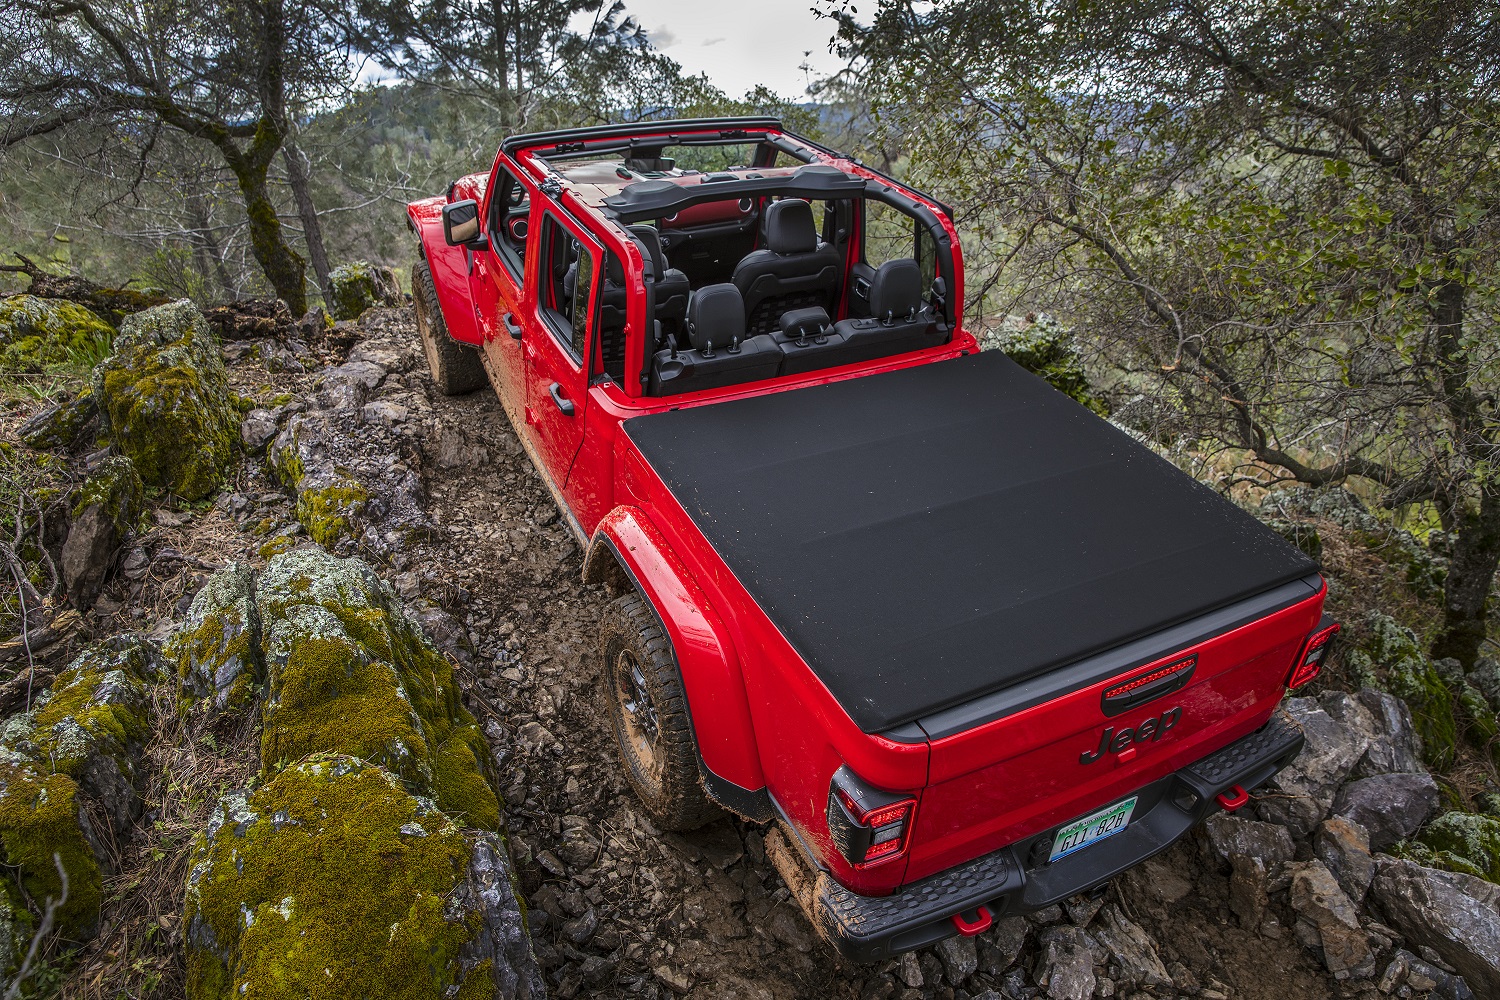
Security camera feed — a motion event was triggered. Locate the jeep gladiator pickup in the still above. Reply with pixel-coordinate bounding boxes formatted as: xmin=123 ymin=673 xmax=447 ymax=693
xmin=406 ymin=117 xmax=1340 ymax=961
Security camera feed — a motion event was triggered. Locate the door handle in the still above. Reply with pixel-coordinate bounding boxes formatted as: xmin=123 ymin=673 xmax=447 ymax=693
xmin=548 ymin=382 xmax=575 ymax=416
xmin=503 ymin=312 xmax=523 ymax=340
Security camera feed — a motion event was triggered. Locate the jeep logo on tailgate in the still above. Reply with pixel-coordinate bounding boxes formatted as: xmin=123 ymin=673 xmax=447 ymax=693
xmin=1080 ymin=707 xmax=1183 ymax=764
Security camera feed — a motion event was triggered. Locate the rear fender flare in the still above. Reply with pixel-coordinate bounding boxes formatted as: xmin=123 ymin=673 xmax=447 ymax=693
xmin=407 ymin=197 xmax=483 ymax=346
xmin=585 ymin=506 xmax=770 ymax=816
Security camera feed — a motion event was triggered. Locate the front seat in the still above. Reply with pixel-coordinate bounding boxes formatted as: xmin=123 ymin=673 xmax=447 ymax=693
xmin=731 ymin=199 xmax=842 ymax=335
xmin=628 ymin=224 xmax=690 ymax=335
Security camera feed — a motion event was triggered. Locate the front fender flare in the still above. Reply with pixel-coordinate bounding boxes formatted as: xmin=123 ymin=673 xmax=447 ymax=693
xmin=407 ymin=197 xmax=483 ymax=346
xmin=585 ymin=506 xmax=770 ymax=818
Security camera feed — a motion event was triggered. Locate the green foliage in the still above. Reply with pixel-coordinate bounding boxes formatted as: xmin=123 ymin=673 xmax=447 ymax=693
xmin=838 ymin=0 xmax=1500 ymax=665
xmin=982 ymin=316 xmax=1109 ymax=415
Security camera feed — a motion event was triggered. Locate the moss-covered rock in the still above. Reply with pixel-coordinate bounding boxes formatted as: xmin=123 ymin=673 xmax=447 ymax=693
xmin=167 ymin=563 xmax=264 ymax=720
xmin=62 ymin=455 xmax=146 ymax=608
xmin=27 ymin=635 xmax=154 ymax=827
xmin=1346 ymin=612 xmax=1458 ymax=770
xmin=0 ymin=635 xmax=156 ymax=952
xmin=18 ymin=385 xmax=100 ymax=451
xmin=184 ymin=755 xmax=544 ymax=1000
xmin=0 ymin=294 xmax=113 ymax=373
xmin=92 ymin=299 xmax=238 ymax=500
xmin=982 ymin=315 xmax=1109 ymax=416
xmin=255 ymin=549 xmax=499 ymax=828
xmin=295 ymin=476 xmax=369 ymax=549
xmin=1410 ymin=812 xmax=1500 ymax=884
xmin=325 ymin=262 xmax=402 ymax=321
xmin=0 ymin=760 xmax=103 ymax=942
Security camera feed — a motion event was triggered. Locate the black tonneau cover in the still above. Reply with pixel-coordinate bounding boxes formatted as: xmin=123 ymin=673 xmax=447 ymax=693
xmin=623 ymin=351 xmax=1317 ymax=734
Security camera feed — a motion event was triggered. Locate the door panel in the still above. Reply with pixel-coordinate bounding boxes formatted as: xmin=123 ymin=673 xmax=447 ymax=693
xmin=476 ymin=161 xmax=531 ymax=419
xmin=524 ymin=212 xmax=600 ymax=498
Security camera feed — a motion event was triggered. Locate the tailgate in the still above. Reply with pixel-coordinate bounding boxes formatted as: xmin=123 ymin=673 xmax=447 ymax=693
xmin=900 ymin=576 xmax=1325 ymax=884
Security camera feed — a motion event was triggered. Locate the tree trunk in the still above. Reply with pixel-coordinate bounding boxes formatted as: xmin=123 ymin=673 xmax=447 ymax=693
xmin=234 ymin=164 xmax=307 ymax=316
xmin=188 ymin=194 xmax=237 ymax=299
xmin=282 ymin=140 xmax=331 ymax=296
xmin=1432 ymin=487 xmax=1500 ymax=666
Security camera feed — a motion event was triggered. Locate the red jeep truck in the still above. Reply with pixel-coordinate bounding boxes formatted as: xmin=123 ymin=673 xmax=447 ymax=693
xmin=406 ymin=117 xmax=1339 ymax=961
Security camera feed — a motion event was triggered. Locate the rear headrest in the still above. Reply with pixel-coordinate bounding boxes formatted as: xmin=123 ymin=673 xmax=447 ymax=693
xmin=762 ymin=199 xmax=818 ymax=255
xmin=685 ymin=284 xmax=746 ymax=353
xmin=628 ymin=224 xmax=666 ymax=278
xmin=869 ymin=258 xmax=923 ymax=321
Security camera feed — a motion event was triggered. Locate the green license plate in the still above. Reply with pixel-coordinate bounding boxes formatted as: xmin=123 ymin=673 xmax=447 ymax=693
xmin=1049 ymin=796 xmax=1138 ymax=862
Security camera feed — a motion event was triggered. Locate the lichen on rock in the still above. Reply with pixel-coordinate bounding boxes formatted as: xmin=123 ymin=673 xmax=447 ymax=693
xmin=1409 ymin=811 xmax=1500 ymax=884
xmin=1344 ymin=611 xmax=1458 ymax=770
xmin=92 ymin=299 xmax=239 ymax=500
xmin=0 ymin=761 xmax=104 ymax=942
xmin=183 ymin=755 xmax=544 ymax=999
xmin=0 ymin=294 xmax=113 ymax=373
xmin=167 ymin=562 xmax=264 ymax=719
xmin=325 ymin=261 xmax=403 ymax=321
xmin=255 ymin=548 xmax=500 ymax=829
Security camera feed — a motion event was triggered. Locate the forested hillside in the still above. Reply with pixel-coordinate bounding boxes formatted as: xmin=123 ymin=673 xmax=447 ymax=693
xmin=1 ymin=1 xmax=1498 ymax=999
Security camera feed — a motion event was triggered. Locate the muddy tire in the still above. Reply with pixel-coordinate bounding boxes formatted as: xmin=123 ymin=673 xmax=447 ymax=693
xmin=601 ymin=592 xmax=723 ymax=832
xmin=412 ymin=256 xmax=487 ymax=395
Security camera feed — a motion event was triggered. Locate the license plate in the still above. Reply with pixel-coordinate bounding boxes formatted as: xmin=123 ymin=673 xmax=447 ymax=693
xmin=1049 ymin=796 xmax=1138 ymax=862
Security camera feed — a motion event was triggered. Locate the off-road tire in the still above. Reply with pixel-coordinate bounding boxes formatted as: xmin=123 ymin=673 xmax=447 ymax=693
xmin=412 ymin=256 xmax=487 ymax=395
xmin=600 ymin=592 xmax=723 ymax=832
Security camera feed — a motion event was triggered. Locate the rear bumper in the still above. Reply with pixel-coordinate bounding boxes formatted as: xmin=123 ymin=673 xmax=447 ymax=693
xmin=784 ymin=711 xmax=1304 ymax=963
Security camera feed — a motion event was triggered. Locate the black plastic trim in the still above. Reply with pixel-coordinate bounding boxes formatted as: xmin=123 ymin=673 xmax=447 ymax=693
xmin=503 ymin=117 xmax=786 ymax=156
xmin=602 ymin=167 xmax=867 ymax=221
xmin=806 ymin=711 xmax=1305 ymax=962
xmin=916 ymin=574 xmax=1322 ymax=740
xmin=596 ymin=537 xmax=774 ymax=823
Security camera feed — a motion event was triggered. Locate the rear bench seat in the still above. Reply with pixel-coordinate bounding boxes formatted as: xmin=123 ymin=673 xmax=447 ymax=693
xmin=649 ymin=284 xmax=781 ymax=396
xmin=648 ymin=259 xmax=947 ymax=396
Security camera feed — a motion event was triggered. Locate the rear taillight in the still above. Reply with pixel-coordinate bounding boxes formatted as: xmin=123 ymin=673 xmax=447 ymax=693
xmin=1288 ymin=617 xmax=1340 ymax=689
xmin=827 ymin=766 xmax=916 ymax=867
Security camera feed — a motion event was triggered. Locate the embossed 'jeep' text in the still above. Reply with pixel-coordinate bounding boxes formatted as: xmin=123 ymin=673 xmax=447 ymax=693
xmin=1080 ymin=706 xmax=1183 ymax=764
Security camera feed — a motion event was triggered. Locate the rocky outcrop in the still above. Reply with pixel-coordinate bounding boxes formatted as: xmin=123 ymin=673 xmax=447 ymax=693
xmin=0 ymin=635 xmax=156 ymax=954
xmin=1288 ymin=860 xmax=1376 ymax=979
xmin=181 ymin=549 xmax=541 ymax=999
xmin=167 ymin=563 xmax=263 ymax=720
xmin=92 ymin=299 xmax=239 ymax=500
xmin=266 ymin=336 xmax=437 ymax=556
xmin=0 ymin=294 xmax=113 ymax=372
xmin=18 ymin=385 xmax=99 ymax=452
xmin=62 ymin=455 xmax=144 ymax=609
xmin=1371 ymin=858 xmax=1500 ymax=997
xmin=325 ymin=262 xmax=403 ymax=321
xmin=1256 ymin=697 xmax=1367 ymax=837
xmin=1331 ymin=772 xmax=1439 ymax=851
xmin=1412 ymin=811 xmax=1500 ymax=882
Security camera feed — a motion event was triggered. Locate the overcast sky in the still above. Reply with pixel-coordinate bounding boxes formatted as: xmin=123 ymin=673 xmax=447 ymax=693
xmin=610 ymin=0 xmax=847 ymax=100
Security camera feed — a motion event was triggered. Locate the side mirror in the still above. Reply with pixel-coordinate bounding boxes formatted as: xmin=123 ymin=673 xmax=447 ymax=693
xmin=443 ymin=199 xmax=483 ymax=247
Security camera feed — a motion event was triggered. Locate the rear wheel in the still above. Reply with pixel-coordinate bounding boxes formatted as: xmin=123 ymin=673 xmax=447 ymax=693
xmin=600 ymin=592 xmax=722 ymax=831
xmin=412 ymin=255 xmax=487 ymax=395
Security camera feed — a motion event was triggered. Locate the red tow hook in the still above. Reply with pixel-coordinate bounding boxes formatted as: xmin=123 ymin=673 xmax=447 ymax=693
xmin=1216 ymin=784 xmax=1250 ymax=811
xmin=951 ymin=905 xmax=993 ymax=937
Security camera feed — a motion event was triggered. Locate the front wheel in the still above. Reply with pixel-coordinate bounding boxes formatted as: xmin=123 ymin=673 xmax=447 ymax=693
xmin=600 ymin=593 xmax=723 ymax=831
xmin=412 ymin=255 xmax=487 ymax=395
